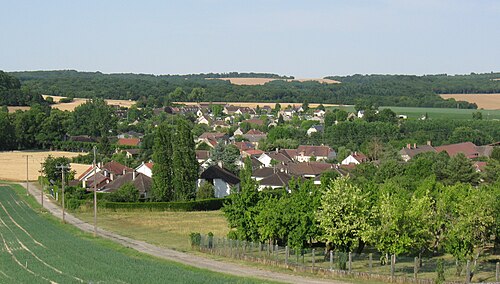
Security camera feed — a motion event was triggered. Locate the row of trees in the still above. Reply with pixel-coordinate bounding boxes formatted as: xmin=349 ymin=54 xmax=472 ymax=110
xmin=223 ymin=154 xmax=500 ymax=275
xmin=0 ymin=71 xmax=46 ymax=106
xmin=10 ymin=70 xmax=494 ymax=108
xmin=151 ymin=118 xmax=198 ymax=201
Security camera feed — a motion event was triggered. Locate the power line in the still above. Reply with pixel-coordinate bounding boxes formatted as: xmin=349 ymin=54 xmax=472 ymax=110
xmin=56 ymin=164 xmax=70 ymax=223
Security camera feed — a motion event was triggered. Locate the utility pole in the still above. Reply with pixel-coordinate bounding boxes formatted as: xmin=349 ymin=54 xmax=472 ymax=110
xmin=93 ymin=146 xmax=98 ymax=237
xmin=56 ymin=164 xmax=69 ymax=223
xmin=23 ymin=155 xmax=31 ymax=196
xmin=38 ymin=169 xmax=44 ymax=208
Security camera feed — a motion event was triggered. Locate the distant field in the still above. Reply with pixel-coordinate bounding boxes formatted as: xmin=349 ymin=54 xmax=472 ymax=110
xmin=7 ymin=96 xmax=136 ymax=113
xmin=0 ymin=151 xmax=89 ymax=181
xmin=440 ymin=93 xmax=500 ymax=110
xmin=327 ymin=105 xmax=500 ymax=120
xmin=76 ymin=210 xmax=229 ymax=252
xmin=209 ymin=77 xmax=340 ymax=85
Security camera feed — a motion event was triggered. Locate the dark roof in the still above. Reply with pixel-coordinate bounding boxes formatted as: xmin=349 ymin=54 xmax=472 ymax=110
xmin=435 ymin=142 xmax=479 ymax=158
xmin=101 ymin=172 xmax=152 ymax=194
xmin=280 ymin=162 xmax=334 ymax=176
xmin=102 ymin=161 xmax=133 ymax=176
xmin=399 ymin=145 xmax=437 ymax=158
xmin=297 ymin=145 xmax=334 ymax=157
xmin=86 ymin=172 xmax=109 ymax=188
xmin=200 ymin=165 xmax=240 ymax=185
xmin=69 ymin=135 xmax=96 ymax=143
xmin=259 ymin=172 xmax=294 ymax=187
xmin=252 ymin=167 xmax=276 ymax=178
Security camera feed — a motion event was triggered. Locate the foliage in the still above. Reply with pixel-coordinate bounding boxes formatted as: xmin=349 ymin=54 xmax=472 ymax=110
xmin=152 ymin=122 xmax=174 ymax=201
xmin=106 ymin=182 xmax=140 ymax=202
xmin=190 ymin=232 xmax=202 ymax=247
xmin=101 ymin=198 xmax=225 ymax=211
xmin=172 ymin=118 xmax=198 ymax=200
xmin=41 ymin=155 xmax=75 ymax=183
xmin=210 ymin=143 xmax=241 ymax=174
xmin=70 ymin=98 xmax=117 ymax=136
xmin=197 ymin=181 xmax=215 ymax=199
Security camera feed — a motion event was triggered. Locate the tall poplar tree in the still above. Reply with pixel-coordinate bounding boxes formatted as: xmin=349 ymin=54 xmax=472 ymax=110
xmin=152 ymin=122 xmax=174 ymax=201
xmin=172 ymin=119 xmax=198 ymax=201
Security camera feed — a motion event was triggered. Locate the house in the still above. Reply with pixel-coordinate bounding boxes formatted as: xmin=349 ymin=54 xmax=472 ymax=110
xmin=122 ymin=148 xmax=141 ymax=159
xmin=261 ymin=106 xmax=272 ymax=114
xmin=223 ymin=105 xmax=240 ymax=115
xmin=398 ymin=114 xmax=408 ymax=120
xmin=341 ymin=152 xmax=369 ymax=165
xmin=251 ymin=167 xmax=276 ymax=181
xmin=313 ymin=109 xmax=326 ymax=117
xmin=84 ymin=172 xmax=110 ymax=190
xmin=101 ymin=171 xmax=152 ymax=199
xmin=233 ymin=141 xmax=254 ymax=151
xmin=117 ymin=138 xmax=141 ymax=147
xmin=198 ymin=165 xmax=240 ymax=198
xmin=279 ymin=162 xmax=337 ymax=180
xmin=196 ymin=115 xmax=212 ymax=125
xmin=235 ymin=107 xmax=256 ymax=116
xmin=242 ymin=118 xmax=264 ymax=126
xmin=307 ymin=125 xmax=324 ymax=136
xmin=258 ymin=149 xmax=295 ymax=167
xmin=117 ymin=131 xmax=144 ymax=139
xmin=242 ymin=129 xmax=267 ymax=145
xmin=357 ymin=110 xmax=364 ymax=118
xmin=399 ymin=143 xmax=436 ymax=162
xmin=233 ymin=128 xmax=244 ymax=136
xmin=295 ymin=145 xmax=336 ymax=162
xmin=135 ymin=162 xmax=153 ymax=178
xmin=258 ymin=172 xmax=295 ymax=191
xmin=473 ymin=161 xmax=487 ymax=172
xmin=69 ymin=135 xmax=96 ymax=143
xmin=196 ymin=132 xmax=229 ymax=148
xmin=195 ymin=150 xmax=210 ymax=164
xmin=435 ymin=142 xmax=481 ymax=159
xmin=242 ymin=149 xmax=264 ymax=158
xmin=212 ymin=120 xmax=229 ymax=130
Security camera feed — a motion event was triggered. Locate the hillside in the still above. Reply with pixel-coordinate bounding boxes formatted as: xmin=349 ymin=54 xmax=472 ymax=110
xmin=8 ymin=70 xmax=500 ymax=108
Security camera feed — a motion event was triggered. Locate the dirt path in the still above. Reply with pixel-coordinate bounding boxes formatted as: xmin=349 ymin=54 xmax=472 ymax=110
xmin=20 ymin=182 xmax=344 ymax=284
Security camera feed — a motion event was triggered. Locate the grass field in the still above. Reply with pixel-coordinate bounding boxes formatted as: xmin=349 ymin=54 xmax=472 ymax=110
xmin=0 ymin=184 xmax=269 ymax=283
xmin=440 ymin=93 xmax=500 ymax=110
xmin=326 ymin=105 xmax=500 ymax=120
xmin=0 ymin=151 xmax=90 ymax=182
xmin=75 ymin=209 xmax=229 ymax=252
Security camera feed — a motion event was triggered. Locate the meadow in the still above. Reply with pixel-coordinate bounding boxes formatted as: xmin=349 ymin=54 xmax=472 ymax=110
xmin=0 ymin=184 xmax=269 ymax=284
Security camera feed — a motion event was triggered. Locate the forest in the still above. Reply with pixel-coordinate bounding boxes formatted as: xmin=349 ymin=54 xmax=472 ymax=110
xmin=7 ymin=70 xmax=500 ymax=108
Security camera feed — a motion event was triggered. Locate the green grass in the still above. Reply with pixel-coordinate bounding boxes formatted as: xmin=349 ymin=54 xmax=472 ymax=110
xmin=0 ymin=184 xmax=274 ymax=283
xmin=327 ymin=105 xmax=500 ymax=120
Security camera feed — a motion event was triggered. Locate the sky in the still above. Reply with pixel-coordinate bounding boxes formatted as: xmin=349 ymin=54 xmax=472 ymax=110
xmin=1 ymin=0 xmax=499 ymax=78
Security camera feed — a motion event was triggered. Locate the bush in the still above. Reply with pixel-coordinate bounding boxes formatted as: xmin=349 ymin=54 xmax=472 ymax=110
xmin=105 ymin=183 xmax=140 ymax=202
xmin=436 ymin=259 xmax=445 ymax=284
xmin=101 ymin=198 xmax=225 ymax=211
xmin=59 ymin=97 xmax=74 ymax=103
xmin=337 ymin=252 xmax=347 ymax=270
xmin=197 ymin=182 xmax=215 ymax=199
xmin=227 ymin=231 xmax=238 ymax=240
xmin=189 ymin=232 xmax=201 ymax=247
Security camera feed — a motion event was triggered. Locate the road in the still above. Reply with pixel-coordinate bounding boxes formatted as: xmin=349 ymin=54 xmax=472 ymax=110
xmin=21 ymin=182 xmax=345 ymax=284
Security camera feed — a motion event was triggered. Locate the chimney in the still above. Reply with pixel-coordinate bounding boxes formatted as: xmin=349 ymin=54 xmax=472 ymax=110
xmin=427 ymin=140 xmax=432 ymax=146
xmin=132 ymin=171 xmax=136 ymax=181
xmin=413 ymin=143 xmax=417 ymax=149
xmin=407 ymin=143 xmax=411 ymax=149
xmin=217 ymin=160 xmax=223 ymax=168
xmin=275 ymin=148 xmax=278 ymax=153
xmin=123 ymin=169 xmax=126 ymax=175
xmin=354 ymin=151 xmax=357 ymax=156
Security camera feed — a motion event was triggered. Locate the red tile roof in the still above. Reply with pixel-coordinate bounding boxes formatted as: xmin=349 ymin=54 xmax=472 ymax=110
xmin=297 ymin=145 xmax=333 ymax=157
xmin=102 ymin=161 xmax=133 ymax=176
xmin=117 ymin=138 xmax=141 ymax=146
xmin=245 ymin=129 xmax=265 ymax=135
xmin=435 ymin=142 xmax=479 ymax=158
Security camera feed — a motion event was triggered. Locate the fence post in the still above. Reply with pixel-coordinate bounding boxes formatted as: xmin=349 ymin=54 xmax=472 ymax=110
xmin=275 ymin=244 xmax=278 ymax=262
xmin=466 ymin=260 xmax=471 ymax=284
xmin=496 ymin=262 xmax=499 ymax=282
xmin=285 ymin=246 xmax=289 ymax=267
xmin=390 ymin=254 xmax=395 ymax=279
xmin=330 ymin=251 xmax=333 ymax=270
xmin=312 ymin=249 xmax=315 ymax=272
xmin=348 ymin=252 xmax=352 ymax=273
xmin=369 ymin=253 xmax=372 ymax=271
xmin=414 ymin=257 xmax=418 ymax=279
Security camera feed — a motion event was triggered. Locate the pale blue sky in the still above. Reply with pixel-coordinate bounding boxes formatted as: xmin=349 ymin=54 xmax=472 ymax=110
xmin=1 ymin=0 xmax=499 ymax=77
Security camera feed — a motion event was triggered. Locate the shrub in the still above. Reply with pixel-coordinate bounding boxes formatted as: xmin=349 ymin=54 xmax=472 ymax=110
xmin=189 ymin=232 xmax=201 ymax=248
xmin=436 ymin=259 xmax=445 ymax=284
xmin=105 ymin=183 xmax=140 ymax=202
xmin=227 ymin=231 xmax=238 ymax=240
xmin=101 ymin=198 xmax=225 ymax=211
xmin=337 ymin=252 xmax=347 ymax=270
xmin=197 ymin=182 xmax=215 ymax=199
xmin=59 ymin=97 xmax=74 ymax=103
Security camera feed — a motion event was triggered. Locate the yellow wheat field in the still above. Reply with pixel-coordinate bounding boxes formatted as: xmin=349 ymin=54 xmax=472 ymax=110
xmin=0 ymin=151 xmax=90 ymax=181
xmin=440 ymin=93 xmax=500 ymax=110
xmin=209 ymin=77 xmax=340 ymax=85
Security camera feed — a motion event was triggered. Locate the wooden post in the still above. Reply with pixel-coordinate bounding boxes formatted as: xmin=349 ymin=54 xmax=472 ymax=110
xmin=414 ymin=257 xmax=418 ymax=279
xmin=348 ymin=252 xmax=352 ymax=273
xmin=312 ymin=249 xmax=315 ymax=271
xmin=369 ymin=253 xmax=373 ymax=271
xmin=274 ymin=244 xmax=278 ymax=262
xmin=330 ymin=251 xmax=333 ymax=270
xmin=390 ymin=254 xmax=395 ymax=279
xmin=222 ymin=237 xmax=226 ymax=256
xmin=466 ymin=260 xmax=470 ymax=284
xmin=496 ymin=262 xmax=499 ymax=282
xmin=285 ymin=246 xmax=289 ymax=265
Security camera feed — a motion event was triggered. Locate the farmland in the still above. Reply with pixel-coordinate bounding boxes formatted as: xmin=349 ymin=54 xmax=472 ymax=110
xmin=209 ymin=77 xmax=341 ymax=85
xmin=440 ymin=93 xmax=500 ymax=110
xmin=0 ymin=184 xmax=269 ymax=283
xmin=0 ymin=151 xmax=89 ymax=181
xmin=327 ymin=105 xmax=500 ymax=120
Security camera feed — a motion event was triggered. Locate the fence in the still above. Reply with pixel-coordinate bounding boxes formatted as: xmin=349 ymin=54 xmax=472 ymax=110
xmin=193 ymin=234 xmax=500 ymax=284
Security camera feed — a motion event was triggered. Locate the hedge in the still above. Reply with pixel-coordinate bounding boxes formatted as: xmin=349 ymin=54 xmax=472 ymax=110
xmin=100 ymin=198 xmax=225 ymax=211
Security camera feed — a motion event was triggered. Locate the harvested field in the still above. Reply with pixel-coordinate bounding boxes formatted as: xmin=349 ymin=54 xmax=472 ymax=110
xmin=42 ymin=95 xmax=136 ymax=111
xmin=179 ymin=101 xmax=344 ymax=108
xmin=0 ymin=151 xmax=89 ymax=181
xmin=440 ymin=93 xmax=500 ymax=110
xmin=209 ymin=77 xmax=340 ymax=85
xmin=6 ymin=106 xmax=31 ymax=113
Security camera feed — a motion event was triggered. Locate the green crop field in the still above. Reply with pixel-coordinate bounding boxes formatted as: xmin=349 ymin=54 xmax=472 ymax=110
xmin=0 ymin=185 xmax=269 ymax=283
xmin=327 ymin=105 xmax=500 ymax=120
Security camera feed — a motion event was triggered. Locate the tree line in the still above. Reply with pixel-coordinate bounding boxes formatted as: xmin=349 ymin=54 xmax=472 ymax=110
xmin=8 ymin=70 xmax=499 ymax=108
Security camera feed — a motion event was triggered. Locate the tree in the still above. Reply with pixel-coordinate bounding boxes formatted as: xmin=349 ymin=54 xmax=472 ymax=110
xmin=442 ymin=153 xmax=479 ymax=185
xmin=197 ymin=181 xmax=215 ymax=199
xmin=316 ymin=104 xmax=325 ymax=111
xmin=172 ymin=119 xmax=198 ymax=201
xmin=151 ymin=122 xmax=174 ymax=201
xmin=210 ymin=143 xmax=241 ymax=174
xmin=336 ymin=110 xmax=348 ymax=122
xmin=472 ymin=111 xmax=483 ymax=120
xmin=107 ymin=182 xmax=140 ymax=202
xmin=188 ymin=87 xmax=205 ymax=102
xmin=274 ymin=103 xmax=281 ymax=113
xmin=210 ymin=104 xmax=223 ymax=117
xmin=71 ymin=98 xmax=117 ymax=137
xmin=324 ymin=111 xmax=336 ymax=126
xmin=36 ymin=109 xmax=71 ymax=149
xmin=41 ymin=155 xmax=75 ymax=184
xmin=222 ymin=157 xmax=260 ymax=241
xmin=168 ymin=87 xmax=186 ymax=102
xmin=317 ymin=176 xmax=369 ymax=252
xmin=0 ymin=108 xmax=15 ymax=150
